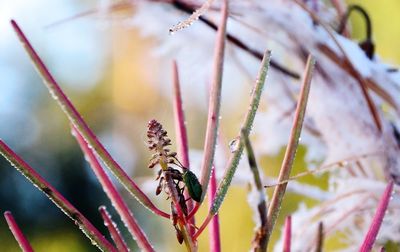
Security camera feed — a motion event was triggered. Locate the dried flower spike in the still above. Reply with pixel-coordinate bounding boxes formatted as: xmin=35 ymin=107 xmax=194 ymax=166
xmin=147 ymin=119 xmax=202 ymax=203
xmin=147 ymin=119 xmax=178 ymax=170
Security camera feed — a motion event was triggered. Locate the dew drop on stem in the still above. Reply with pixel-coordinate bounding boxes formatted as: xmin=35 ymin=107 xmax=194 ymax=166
xmin=229 ymin=137 xmax=240 ymax=153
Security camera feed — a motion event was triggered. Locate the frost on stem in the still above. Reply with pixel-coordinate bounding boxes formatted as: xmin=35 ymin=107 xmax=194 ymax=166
xmin=169 ymin=0 xmax=215 ymax=34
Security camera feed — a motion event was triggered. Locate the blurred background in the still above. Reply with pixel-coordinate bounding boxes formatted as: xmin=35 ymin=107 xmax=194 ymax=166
xmin=0 ymin=0 xmax=399 ymax=251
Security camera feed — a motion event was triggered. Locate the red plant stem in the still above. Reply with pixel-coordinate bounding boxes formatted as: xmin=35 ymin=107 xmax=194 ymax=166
xmin=4 ymin=211 xmax=34 ymax=252
xmin=172 ymin=60 xmax=195 ymax=234
xmin=99 ymin=206 xmax=130 ymax=252
xmin=74 ymin=128 xmax=155 ymax=252
xmin=193 ymin=215 xmax=213 ymax=240
xmin=359 ymin=181 xmax=394 ymax=252
xmin=187 ymin=203 xmax=201 ymax=221
xmin=283 ymin=216 xmax=292 ymax=252
xmin=198 ymin=0 xmax=228 ymax=202
xmin=208 ymin=168 xmax=221 ymax=252
xmin=0 ymin=140 xmax=117 ymax=252
xmin=10 ymin=19 xmax=169 ymax=219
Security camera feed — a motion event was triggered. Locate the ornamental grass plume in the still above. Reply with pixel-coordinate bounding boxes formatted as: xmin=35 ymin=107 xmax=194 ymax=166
xmin=1 ymin=0 xmax=400 ymax=251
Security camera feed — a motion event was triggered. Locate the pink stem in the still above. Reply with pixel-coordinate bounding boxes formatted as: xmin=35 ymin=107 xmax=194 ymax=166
xmin=99 ymin=206 xmax=130 ymax=252
xmin=208 ymin=168 xmax=221 ymax=252
xmin=74 ymin=128 xmax=155 ymax=252
xmin=172 ymin=60 xmax=195 ymax=234
xmin=283 ymin=216 xmax=292 ymax=252
xmin=359 ymin=181 xmax=394 ymax=252
xmin=0 ymin=140 xmax=116 ymax=252
xmin=10 ymin=19 xmax=168 ymax=219
xmin=198 ymin=0 xmax=228 ymax=202
xmin=4 ymin=211 xmax=34 ymax=252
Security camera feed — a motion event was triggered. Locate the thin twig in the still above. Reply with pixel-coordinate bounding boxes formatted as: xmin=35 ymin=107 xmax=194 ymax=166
xmin=194 ymin=51 xmax=271 ymax=240
xmin=264 ymin=151 xmax=382 ymax=188
xmin=359 ymin=181 xmax=394 ymax=252
xmin=315 ymin=222 xmax=324 ymax=252
xmin=208 ymin=168 xmax=221 ymax=252
xmin=0 ymin=140 xmax=117 ymax=252
xmin=99 ymin=206 xmax=130 ymax=252
xmin=171 ymin=0 xmax=300 ymax=79
xmin=4 ymin=211 xmax=34 ymax=252
xmin=242 ymin=131 xmax=268 ymax=252
xmin=10 ymin=19 xmax=169 ymax=219
xmin=198 ymin=0 xmax=228 ymax=202
xmin=283 ymin=216 xmax=292 ymax=252
xmin=266 ymin=55 xmax=315 ymax=247
xmin=44 ymin=1 xmax=132 ymax=29
xmin=74 ymin=128 xmax=155 ymax=252
xmin=172 ymin=61 xmax=195 ymax=234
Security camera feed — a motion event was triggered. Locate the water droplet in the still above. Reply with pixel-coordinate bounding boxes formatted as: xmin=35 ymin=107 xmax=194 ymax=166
xmin=229 ymin=137 xmax=240 ymax=153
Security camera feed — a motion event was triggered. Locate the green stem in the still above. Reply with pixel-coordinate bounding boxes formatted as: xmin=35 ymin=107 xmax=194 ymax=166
xmin=242 ymin=131 xmax=268 ymax=252
xmin=194 ymin=51 xmax=271 ymax=239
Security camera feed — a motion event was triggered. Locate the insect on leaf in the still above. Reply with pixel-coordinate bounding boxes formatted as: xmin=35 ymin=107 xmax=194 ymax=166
xmin=183 ymin=170 xmax=203 ymax=202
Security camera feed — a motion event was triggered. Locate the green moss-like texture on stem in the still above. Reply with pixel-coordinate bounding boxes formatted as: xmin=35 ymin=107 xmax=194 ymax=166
xmin=210 ymin=51 xmax=271 ymax=215
xmin=194 ymin=51 xmax=270 ymax=240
